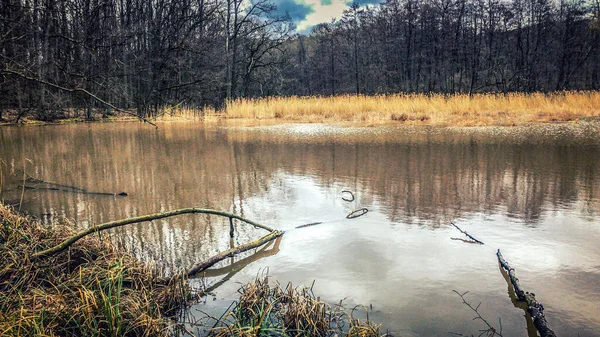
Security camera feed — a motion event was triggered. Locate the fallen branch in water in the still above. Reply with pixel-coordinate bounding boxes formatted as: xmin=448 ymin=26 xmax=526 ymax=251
xmin=32 ymin=208 xmax=277 ymax=259
xmin=496 ymin=249 xmax=556 ymax=337
xmin=200 ymin=237 xmax=282 ymax=295
xmin=295 ymin=221 xmax=323 ymax=229
xmin=15 ymin=170 xmax=128 ymax=196
xmin=186 ymin=230 xmax=284 ymax=277
xmin=346 ymin=208 xmax=369 ymax=219
xmin=19 ymin=184 xmax=128 ymax=196
xmin=451 ymin=222 xmax=484 ymax=245
xmin=341 ymin=190 xmax=355 ymax=202
xmin=450 ymin=237 xmax=483 ymax=245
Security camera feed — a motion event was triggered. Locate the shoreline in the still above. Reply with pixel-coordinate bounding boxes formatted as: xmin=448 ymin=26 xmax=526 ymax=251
xmin=0 ymin=203 xmax=190 ymax=336
xmin=0 ymin=203 xmax=387 ymax=337
xmin=2 ymin=91 xmax=599 ymax=128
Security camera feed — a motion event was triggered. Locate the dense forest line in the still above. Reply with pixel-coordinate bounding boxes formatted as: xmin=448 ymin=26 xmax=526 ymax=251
xmin=1 ymin=0 xmax=599 ymax=120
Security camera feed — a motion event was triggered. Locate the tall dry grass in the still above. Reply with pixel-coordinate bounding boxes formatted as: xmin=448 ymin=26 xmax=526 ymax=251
xmin=154 ymin=105 xmax=219 ymax=121
xmin=224 ymin=91 xmax=600 ymax=126
xmin=0 ymin=203 xmax=190 ymax=337
xmin=212 ymin=276 xmax=387 ymax=337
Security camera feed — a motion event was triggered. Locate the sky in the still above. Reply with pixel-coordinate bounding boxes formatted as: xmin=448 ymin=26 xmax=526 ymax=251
xmin=272 ymin=0 xmax=382 ymax=33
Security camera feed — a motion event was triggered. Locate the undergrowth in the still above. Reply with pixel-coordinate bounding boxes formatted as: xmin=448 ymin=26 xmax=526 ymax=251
xmin=211 ymin=276 xmax=388 ymax=337
xmin=0 ymin=203 xmax=190 ymax=337
xmin=0 ymin=203 xmax=390 ymax=337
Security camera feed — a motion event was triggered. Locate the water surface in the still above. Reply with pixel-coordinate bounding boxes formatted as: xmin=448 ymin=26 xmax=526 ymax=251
xmin=1 ymin=122 xmax=599 ymax=336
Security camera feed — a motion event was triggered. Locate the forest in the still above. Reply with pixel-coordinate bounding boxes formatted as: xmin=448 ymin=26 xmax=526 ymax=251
xmin=1 ymin=0 xmax=599 ymax=120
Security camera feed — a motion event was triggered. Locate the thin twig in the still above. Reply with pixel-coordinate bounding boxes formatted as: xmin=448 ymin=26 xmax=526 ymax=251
xmin=341 ymin=190 xmax=355 ymax=202
xmin=451 ymin=222 xmax=484 ymax=244
xmin=453 ymin=290 xmax=503 ymax=337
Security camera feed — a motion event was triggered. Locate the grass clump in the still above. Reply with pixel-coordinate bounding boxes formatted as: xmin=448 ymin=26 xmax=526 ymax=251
xmin=212 ymin=276 xmax=388 ymax=337
xmin=0 ymin=203 xmax=190 ymax=337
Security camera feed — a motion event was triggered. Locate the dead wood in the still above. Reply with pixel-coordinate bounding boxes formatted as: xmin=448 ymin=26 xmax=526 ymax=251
xmin=32 ymin=208 xmax=277 ymax=259
xmin=496 ymin=249 xmax=556 ymax=337
xmin=451 ymin=222 xmax=484 ymax=244
xmin=20 ymin=184 xmax=127 ymax=196
xmin=185 ymin=230 xmax=284 ymax=277
xmin=295 ymin=221 xmax=323 ymax=229
xmin=15 ymin=170 xmax=127 ymax=196
xmin=346 ymin=208 xmax=369 ymax=219
xmin=341 ymin=190 xmax=355 ymax=202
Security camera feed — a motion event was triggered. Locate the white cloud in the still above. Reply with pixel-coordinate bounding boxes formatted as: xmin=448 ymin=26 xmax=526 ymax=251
xmin=295 ymin=0 xmax=350 ymax=32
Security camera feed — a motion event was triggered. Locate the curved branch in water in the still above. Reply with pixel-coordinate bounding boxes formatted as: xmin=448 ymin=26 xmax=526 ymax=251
xmin=32 ymin=208 xmax=277 ymax=259
xmin=341 ymin=190 xmax=355 ymax=202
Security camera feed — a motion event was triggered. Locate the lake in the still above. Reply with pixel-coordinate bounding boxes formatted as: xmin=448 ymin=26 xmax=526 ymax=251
xmin=1 ymin=121 xmax=599 ymax=336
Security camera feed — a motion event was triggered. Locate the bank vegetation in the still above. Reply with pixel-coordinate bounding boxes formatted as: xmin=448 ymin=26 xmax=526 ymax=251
xmin=0 ymin=203 xmax=389 ymax=337
xmin=224 ymin=91 xmax=600 ymax=126
xmin=0 ymin=203 xmax=190 ymax=336
xmin=1 ymin=0 xmax=599 ymax=122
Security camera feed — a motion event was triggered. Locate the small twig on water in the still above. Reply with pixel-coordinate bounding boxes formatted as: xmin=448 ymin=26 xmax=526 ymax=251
xmin=451 ymin=222 xmax=484 ymax=245
xmin=451 ymin=237 xmax=482 ymax=245
xmin=341 ymin=190 xmax=355 ymax=202
xmin=346 ymin=208 xmax=369 ymax=219
xmin=453 ymin=290 xmax=503 ymax=337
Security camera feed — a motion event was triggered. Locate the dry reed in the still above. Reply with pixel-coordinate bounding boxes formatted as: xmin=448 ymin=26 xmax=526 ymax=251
xmin=223 ymin=91 xmax=600 ymax=126
xmin=0 ymin=203 xmax=190 ymax=337
xmin=212 ymin=276 xmax=388 ymax=337
xmin=154 ymin=105 xmax=220 ymax=121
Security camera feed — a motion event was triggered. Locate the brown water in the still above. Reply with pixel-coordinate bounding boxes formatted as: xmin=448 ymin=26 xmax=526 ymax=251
xmin=1 ymin=122 xmax=600 ymax=336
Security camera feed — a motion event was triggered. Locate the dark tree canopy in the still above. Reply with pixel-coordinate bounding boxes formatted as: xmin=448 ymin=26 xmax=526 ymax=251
xmin=1 ymin=0 xmax=599 ymax=120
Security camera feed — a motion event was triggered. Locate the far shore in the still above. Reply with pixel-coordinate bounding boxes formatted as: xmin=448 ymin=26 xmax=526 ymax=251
xmin=2 ymin=91 xmax=599 ymax=128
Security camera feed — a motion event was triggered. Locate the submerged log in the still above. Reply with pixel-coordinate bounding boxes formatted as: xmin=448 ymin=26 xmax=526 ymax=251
xmin=20 ymin=184 xmax=128 ymax=196
xmin=496 ymin=249 xmax=556 ymax=337
xmin=16 ymin=170 xmax=127 ymax=196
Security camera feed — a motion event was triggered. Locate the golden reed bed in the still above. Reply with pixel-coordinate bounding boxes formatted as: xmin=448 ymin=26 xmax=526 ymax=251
xmin=220 ymin=91 xmax=600 ymax=126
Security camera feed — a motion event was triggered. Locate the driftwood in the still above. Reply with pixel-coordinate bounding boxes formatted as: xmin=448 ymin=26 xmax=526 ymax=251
xmin=20 ymin=184 xmax=128 ymax=196
xmin=295 ymin=222 xmax=323 ymax=229
xmin=451 ymin=222 xmax=484 ymax=245
xmin=203 ymin=237 xmax=281 ymax=278
xmin=186 ymin=230 xmax=283 ymax=277
xmin=341 ymin=190 xmax=355 ymax=202
xmin=16 ymin=170 xmax=127 ymax=197
xmin=346 ymin=208 xmax=369 ymax=219
xmin=33 ymin=208 xmax=278 ymax=259
xmin=496 ymin=249 xmax=556 ymax=337
xmin=201 ymin=237 xmax=282 ymax=295
xmin=498 ymin=263 xmax=539 ymax=337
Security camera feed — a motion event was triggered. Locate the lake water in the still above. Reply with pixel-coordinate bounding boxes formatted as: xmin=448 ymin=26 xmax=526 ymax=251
xmin=1 ymin=121 xmax=599 ymax=336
